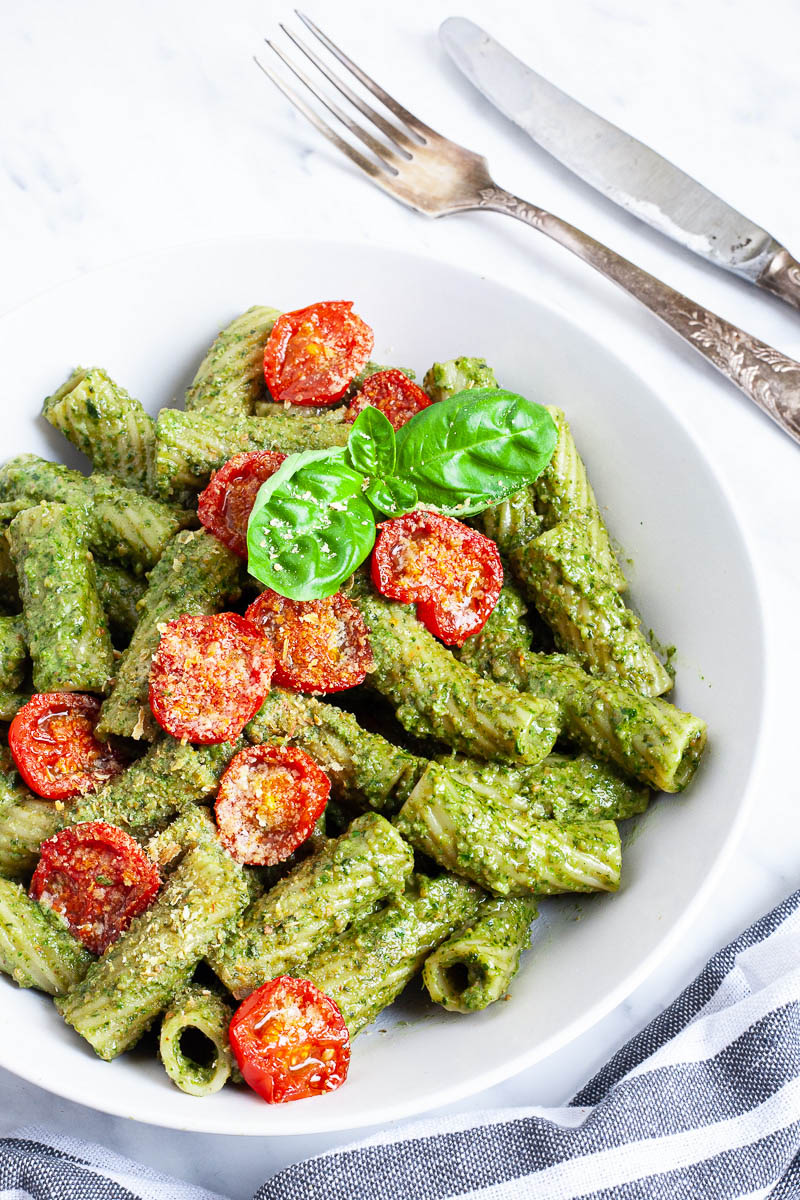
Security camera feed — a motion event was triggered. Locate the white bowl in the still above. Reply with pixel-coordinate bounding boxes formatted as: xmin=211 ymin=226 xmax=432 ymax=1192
xmin=0 ymin=238 xmax=764 ymax=1134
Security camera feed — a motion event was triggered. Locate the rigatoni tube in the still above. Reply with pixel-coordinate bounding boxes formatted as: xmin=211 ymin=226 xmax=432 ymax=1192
xmin=511 ymin=518 xmax=671 ymax=697
xmin=0 ymin=877 xmax=92 ymax=994
xmin=185 ymin=305 xmax=281 ymax=415
xmin=533 ymin=406 xmax=626 ymax=590
xmin=395 ymin=762 xmax=621 ymax=897
xmin=56 ymin=838 xmax=249 ymax=1060
xmin=0 ymin=454 xmax=191 ymax=574
xmin=209 ymin=812 xmax=414 ymax=1000
xmin=247 ymin=688 xmax=426 ymax=815
xmin=42 ymin=367 xmax=155 ymax=494
xmin=72 ymin=736 xmax=240 ymax=836
xmin=97 ymin=529 xmax=241 ymax=741
xmin=159 ymin=985 xmax=234 ymax=1097
xmin=439 ymin=753 xmax=649 ymax=822
xmin=9 ymin=503 xmax=114 ymax=693
xmin=94 ymin=561 xmax=146 ymax=641
xmin=300 ymin=873 xmax=484 ymax=1037
xmin=152 ymin=408 xmax=349 ymax=502
xmin=351 ymin=582 xmax=559 ymax=765
xmin=422 ymin=895 xmax=537 ymax=1012
xmin=459 ymin=581 xmax=707 ymax=793
xmin=0 ymin=761 xmax=64 ymax=880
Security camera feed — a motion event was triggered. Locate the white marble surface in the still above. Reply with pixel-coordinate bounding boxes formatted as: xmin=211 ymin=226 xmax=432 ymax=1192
xmin=1 ymin=0 xmax=799 ymax=1195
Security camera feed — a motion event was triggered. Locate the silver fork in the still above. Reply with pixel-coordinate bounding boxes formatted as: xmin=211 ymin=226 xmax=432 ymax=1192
xmin=257 ymin=14 xmax=800 ymax=447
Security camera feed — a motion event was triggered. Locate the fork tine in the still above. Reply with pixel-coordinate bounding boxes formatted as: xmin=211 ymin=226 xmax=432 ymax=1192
xmin=254 ymin=56 xmax=388 ymax=184
xmin=295 ymin=11 xmax=435 ymax=142
xmin=279 ymin=23 xmax=416 ymax=156
xmin=266 ymin=39 xmax=402 ymax=172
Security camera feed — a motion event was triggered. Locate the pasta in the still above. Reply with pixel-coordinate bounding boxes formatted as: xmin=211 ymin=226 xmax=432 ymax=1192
xmin=396 ymin=762 xmax=622 ymax=896
xmin=0 ymin=454 xmax=192 ymax=574
xmin=0 ymin=306 xmax=709 ymax=1105
xmin=247 ymin=687 xmax=426 ymax=814
xmin=532 ymin=406 xmax=627 ymax=591
xmin=0 ymin=876 xmax=91 ymax=994
xmin=0 ymin=757 xmax=65 ymax=880
xmin=43 ymin=367 xmax=155 ymax=494
xmin=350 ymin=578 xmax=561 ymax=764
xmin=422 ymin=895 xmax=538 ymax=1013
xmin=209 ymin=812 xmax=414 ymax=1000
xmin=72 ymin=735 xmax=241 ymax=836
xmin=56 ymin=836 xmax=249 ymax=1060
xmin=300 ymin=872 xmax=484 ymax=1037
xmin=0 ymin=616 xmax=26 ymax=692
xmin=512 ymin=517 xmax=673 ymax=696
xmin=460 ymin=581 xmax=706 ymax=792
xmin=9 ymin=503 xmax=115 ymax=694
xmin=96 ymin=529 xmax=241 ymax=740
xmin=185 ymin=305 xmax=282 ymax=416
xmin=152 ymin=407 xmax=349 ymax=502
xmin=159 ymin=984 xmax=235 ymax=1096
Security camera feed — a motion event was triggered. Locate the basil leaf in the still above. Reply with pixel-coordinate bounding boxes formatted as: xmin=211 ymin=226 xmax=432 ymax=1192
xmin=364 ymin=476 xmax=418 ymax=517
xmin=394 ymin=388 xmax=558 ymax=516
xmin=346 ymin=406 xmax=396 ymax=478
xmin=247 ymin=449 xmax=375 ymax=601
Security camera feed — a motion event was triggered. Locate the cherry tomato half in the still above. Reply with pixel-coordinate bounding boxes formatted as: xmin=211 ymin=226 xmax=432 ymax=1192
xmin=30 ymin=821 xmax=160 ymax=955
xmin=214 ymin=743 xmax=330 ymax=866
xmin=245 ymin=589 xmax=373 ymax=694
xmin=344 ymin=368 xmax=432 ymax=431
xmin=263 ymin=301 xmax=373 ymax=406
xmin=370 ymin=511 xmax=503 ymax=647
xmin=229 ymin=976 xmax=350 ymax=1102
xmin=8 ymin=693 xmax=126 ymax=801
xmin=149 ymin=613 xmax=274 ymax=744
xmin=198 ymin=451 xmax=286 ymax=559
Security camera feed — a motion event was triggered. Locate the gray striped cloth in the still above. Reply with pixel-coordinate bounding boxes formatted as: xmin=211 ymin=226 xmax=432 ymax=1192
xmin=3 ymin=889 xmax=799 ymax=1200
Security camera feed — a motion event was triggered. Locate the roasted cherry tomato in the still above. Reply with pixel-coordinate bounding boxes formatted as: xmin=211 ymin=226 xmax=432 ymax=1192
xmin=371 ymin=511 xmax=503 ymax=647
xmin=245 ymin=589 xmax=373 ymax=694
xmin=263 ymin=300 xmax=373 ymax=406
xmin=229 ymin=976 xmax=350 ymax=1103
xmin=148 ymin=613 xmax=274 ymax=744
xmin=214 ymin=743 xmax=330 ymax=866
xmin=30 ymin=821 xmax=160 ymax=955
xmin=198 ymin=450 xmax=286 ymax=559
xmin=345 ymin=368 xmax=432 ymax=431
xmin=9 ymin=693 xmax=125 ymax=801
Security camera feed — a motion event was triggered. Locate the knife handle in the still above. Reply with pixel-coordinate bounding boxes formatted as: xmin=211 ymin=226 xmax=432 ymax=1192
xmin=478 ymin=187 xmax=800 ymax=446
xmin=758 ymin=248 xmax=800 ymax=312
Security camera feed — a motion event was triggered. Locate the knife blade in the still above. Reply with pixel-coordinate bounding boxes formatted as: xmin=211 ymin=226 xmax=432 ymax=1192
xmin=440 ymin=16 xmax=800 ymax=311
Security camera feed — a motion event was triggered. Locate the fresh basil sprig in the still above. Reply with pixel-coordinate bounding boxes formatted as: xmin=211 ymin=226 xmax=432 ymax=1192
xmin=247 ymin=389 xmax=557 ymax=600
xmin=394 ymin=388 xmax=557 ymax=516
xmin=246 ymin=448 xmax=376 ymax=601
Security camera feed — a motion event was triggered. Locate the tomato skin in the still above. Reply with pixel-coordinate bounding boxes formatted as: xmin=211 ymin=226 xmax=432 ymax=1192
xmin=263 ymin=301 xmax=373 ymax=406
xmin=149 ymin=613 xmax=274 ymax=744
xmin=9 ymin=693 xmax=126 ymax=801
xmin=371 ymin=512 xmax=504 ymax=647
xmin=229 ymin=976 xmax=350 ymax=1102
xmin=214 ymin=743 xmax=330 ymax=866
xmin=345 ymin=369 xmax=432 ymax=431
xmin=198 ymin=451 xmax=286 ymax=559
xmin=245 ymin=589 xmax=373 ymax=694
xmin=30 ymin=821 xmax=160 ymax=955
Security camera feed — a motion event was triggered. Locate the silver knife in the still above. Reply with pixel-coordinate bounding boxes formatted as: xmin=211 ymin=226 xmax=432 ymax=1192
xmin=440 ymin=17 xmax=800 ymax=312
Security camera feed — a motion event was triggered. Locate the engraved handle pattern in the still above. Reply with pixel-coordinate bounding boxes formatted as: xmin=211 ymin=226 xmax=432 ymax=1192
xmin=758 ymin=248 xmax=800 ymax=312
xmin=477 ymin=186 xmax=800 ymax=446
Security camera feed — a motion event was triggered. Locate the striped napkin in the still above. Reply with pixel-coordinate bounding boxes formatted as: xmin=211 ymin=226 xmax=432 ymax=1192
xmin=2 ymin=889 xmax=799 ymax=1200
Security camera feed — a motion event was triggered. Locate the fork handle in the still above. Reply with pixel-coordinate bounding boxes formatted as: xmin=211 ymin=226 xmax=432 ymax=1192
xmin=476 ymin=186 xmax=800 ymax=446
